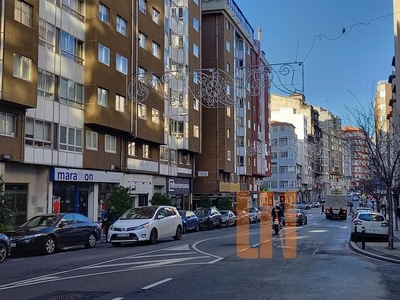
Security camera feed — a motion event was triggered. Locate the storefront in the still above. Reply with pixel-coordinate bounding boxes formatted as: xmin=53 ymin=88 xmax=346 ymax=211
xmin=50 ymin=167 xmax=123 ymax=221
xmin=167 ymin=177 xmax=191 ymax=210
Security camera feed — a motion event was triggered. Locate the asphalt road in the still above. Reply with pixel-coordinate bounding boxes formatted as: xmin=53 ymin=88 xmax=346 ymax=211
xmin=1 ymin=208 xmax=399 ymax=300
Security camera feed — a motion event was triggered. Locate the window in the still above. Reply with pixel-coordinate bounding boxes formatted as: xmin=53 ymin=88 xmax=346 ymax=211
xmin=13 ymin=53 xmax=31 ymax=81
xmin=116 ymin=16 xmax=127 ymax=35
xmin=0 ymin=112 xmax=16 ymax=137
xmin=61 ymin=0 xmax=84 ymax=20
xmin=226 ymin=85 xmax=230 ymax=95
xmin=152 ymin=8 xmax=159 ymax=24
xmin=152 ymin=74 xmax=159 ymax=90
xmin=226 ymin=20 xmax=230 ymax=30
xmin=105 ymin=135 xmax=117 ymax=153
xmin=193 ymin=71 xmax=199 ymax=84
xmin=226 ymin=41 xmax=231 ymax=52
xmin=226 ymin=62 xmax=230 ymax=73
xmin=152 ymin=109 xmax=160 ymax=124
xmin=98 ymin=3 xmax=109 ymax=24
xmin=97 ymin=87 xmax=108 ymax=107
xmin=98 ymin=44 xmax=110 ymax=65
xmin=227 ymin=107 xmax=231 ymax=117
xmin=14 ymin=0 xmax=32 ymax=27
xmin=193 ymin=43 xmax=199 ymax=57
xmin=128 ymin=142 xmax=136 ymax=156
xmin=227 ymin=150 xmax=231 ymax=161
xmin=61 ymin=31 xmax=84 ymax=64
xmin=193 ymin=98 xmax=199 ymax=110
xmin=193 ymin=0 xmax=199 ymax=5
xmin=138 ymin=103 xmax=147 ymax=119
xmin=86 ymin=131 xmax=98 ymax=150
xmin=139 ymin=32 xmax=147 ymax=49
xmin=139 ymin=0 xmax=146 ymax=14
xmin=37 ymin=69 xmax=54 ymax=100
xmin=193 ymin=17 xmax=199 ymax=31
xmin=193 ymin=125 xmax=199 ymax=138
xmin=115 ymin=95 xmax=126 ymax=112
xmin=60 ymin=78 xmax=84 ymax=109
xmin=227 ymin=128 xmax=231 ymax=138
xmin=143 ymin=144 xmax=150 ymax=158
xmin=59 ymin=125 xmax=82 ymax=152
xmin=39 ymin=19 xmax=55 ymax=51
xmin=116 ymin=54 xmax=128 ymax=74
xmin=152 ymin=42 xmax=160 ymax=58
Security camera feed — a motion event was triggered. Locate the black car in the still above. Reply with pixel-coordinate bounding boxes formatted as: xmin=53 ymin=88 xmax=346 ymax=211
xmin=195 ymin=207 xmax=222 ymax=230
xmin=0 ymin=233 xmax=11 ymax=263
xmin=5 ymin=213 xmax=102 ymax=255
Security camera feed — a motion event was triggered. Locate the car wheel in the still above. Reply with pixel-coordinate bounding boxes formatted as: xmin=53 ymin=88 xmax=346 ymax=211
xmin=218 ymin=220 xmax=222 ymax=229
xmin=207 ymin=220 xmax=213 ymax=230
xmin=226 ymin=221 xmax=229 ymax=228
xmin=0 ymin=242 xmax=8 ymax=263
xmin=304 ymin=219 xmax=308 ymax=225
xmin=195 ymin=223 xmax=200 ymax=232
xmin=111 ymin=242 xmax=121 ymax=247
xmin=149 ymin=228 xmax=158 ymax=244
xmin=44 ymin=236 xmax=57 ymax=255
xmin=183 ymin=224 xmax=187 ymax=234
xmin=173 ymin=225 xmax=182 ymax=240
xmin=85 ymin=232 xmax=97 ymax=249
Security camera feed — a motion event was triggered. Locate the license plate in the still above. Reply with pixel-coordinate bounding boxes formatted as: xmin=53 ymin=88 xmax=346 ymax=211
xmin=117 ymin=233 xmax=129 ymax=237
xmin=11 ymin=243 xmax=16 ymax=247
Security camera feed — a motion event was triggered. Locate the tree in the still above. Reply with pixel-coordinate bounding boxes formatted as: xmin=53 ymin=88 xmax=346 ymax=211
xmin=0 ymin=175 xmax=12 ymax=230
xmin=218 ymin=197 xmax=233 ymax=210
xmin=344 ymin=91 xmax=400 ymax=249
xmin=107 ymin=186 xmax=132 ymax=218
xmin=199 ymin=194 xmax=212 ymax=209
xmin=150 ymin=193 xmax=171 ymax=206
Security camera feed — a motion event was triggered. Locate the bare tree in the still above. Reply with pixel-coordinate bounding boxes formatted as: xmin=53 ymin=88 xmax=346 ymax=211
xmin=343 ymin=91 xmax=400 ymax=249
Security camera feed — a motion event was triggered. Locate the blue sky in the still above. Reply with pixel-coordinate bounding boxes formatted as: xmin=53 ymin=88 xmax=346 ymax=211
xmin=234 ymin=0 xmax=395 ymax=123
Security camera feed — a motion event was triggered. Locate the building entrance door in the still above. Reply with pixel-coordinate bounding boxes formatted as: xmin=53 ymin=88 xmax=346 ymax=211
xmin=5 ymin=184 xmax=28 ymax=228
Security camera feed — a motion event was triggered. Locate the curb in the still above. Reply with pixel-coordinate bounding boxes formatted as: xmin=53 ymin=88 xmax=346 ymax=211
xmin=348 ymin=240 xmax=400 ymax=264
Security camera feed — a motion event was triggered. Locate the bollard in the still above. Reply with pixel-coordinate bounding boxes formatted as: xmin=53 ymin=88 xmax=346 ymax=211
xmin=354 ymin=225 xmax=358 ymax=243
xmin=361 ymin=226 xmax=365 ymax=250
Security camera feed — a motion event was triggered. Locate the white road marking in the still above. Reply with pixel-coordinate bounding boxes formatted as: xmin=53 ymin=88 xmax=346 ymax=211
xmin=165 ymin=244 xmax=191 ymax=251
xmin=251 ymin=243 xmax=260 ymax=247
xmin=141 ymin=278 xmax=173 ymax=290
xmin=111 ymin=298 xmax=124 ymax=300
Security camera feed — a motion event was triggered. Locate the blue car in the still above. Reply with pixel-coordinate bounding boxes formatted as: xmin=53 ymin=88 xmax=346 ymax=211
xmin=179 ymin=210 xmax=199 ymax=233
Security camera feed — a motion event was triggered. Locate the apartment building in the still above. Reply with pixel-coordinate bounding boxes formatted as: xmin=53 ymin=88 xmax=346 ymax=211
xmin=193 ymin=0 xmax=271 ymax=206
xmin=0 ymin=0 xmax=202 ymax=226
xmin=264 ymin=121 xmax=299 ymax=197
xmin=374 ymin=80 xmax=392 ymax=134
xmin=270 ymin=93 xmax=324 ymax=200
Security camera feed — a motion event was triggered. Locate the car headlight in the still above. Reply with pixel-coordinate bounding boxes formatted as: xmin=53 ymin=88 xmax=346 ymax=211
xmin=134 ymin=222 xmax=150 ymax=230
xmin=109 ymin=225 xmax=115 ymax=231
xmin=20 ymin=234 xmax=40 ymax=240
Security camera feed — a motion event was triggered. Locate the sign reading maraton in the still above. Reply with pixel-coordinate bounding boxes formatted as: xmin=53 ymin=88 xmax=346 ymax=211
xmin=51 ymin=167 xmax=123 ymax=183
xmin=167 ymin=178 xmax=191 ymax=194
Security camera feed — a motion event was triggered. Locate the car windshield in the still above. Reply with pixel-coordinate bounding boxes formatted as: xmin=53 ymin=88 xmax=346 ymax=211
xmin=195 ymin=209 xmax=210 ymax=217
xmin=20 ymin=215 xmax=58 ymax=228
xmin=220 ymin=211 xmax=228 ymax=216
xmin=120 ymin=207 xmax=157 ymax=220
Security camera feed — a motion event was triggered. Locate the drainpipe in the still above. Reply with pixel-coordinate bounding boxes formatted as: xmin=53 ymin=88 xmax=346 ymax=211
xmin=0 ymin=0 xmax=5 ymax=100
xmin=129 ymin=0 xmax=138 ymax=138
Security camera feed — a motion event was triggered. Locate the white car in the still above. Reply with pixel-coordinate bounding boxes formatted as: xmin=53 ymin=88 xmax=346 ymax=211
xmin=108 ymin=206 xmax=183 ymax=246
xmin=247 ymin=207 xmax=261 ymax=223
xmin=351 ymin=211 xmax=388 ymax=241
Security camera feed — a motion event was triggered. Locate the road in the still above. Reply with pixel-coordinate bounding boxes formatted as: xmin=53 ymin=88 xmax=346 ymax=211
xmin=1 ymin=208 xmax=399 ymax=300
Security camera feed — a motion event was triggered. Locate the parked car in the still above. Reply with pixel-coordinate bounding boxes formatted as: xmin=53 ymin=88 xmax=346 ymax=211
xmin=0 ymin=233 xmax=11 ymax=263
xmin=220 ymin=210 xmax=236 ymax=227
xmin=195 ymin=207 xmax=222 ymax=230
xmin=311 ymin=201 xmax=320 ymax=208
xmin=351 ymin=211 xmax=388 ymax=241
xmin=295 ymin=202 xmax=312 ymax=210
xmin=108 ymin=206 xmax=182 ymax=246
xmin=179 ymin=210 xmax=199 ymax=233
xmin=283 ymin=209 xmax=308 ymax=226
xmin=246 ymin=207 xmax=261 ymax=223
xmin=5 ymin=213 xmax=102 ymax=255
xmin=233 ymin=210 xmax=249 ymax=225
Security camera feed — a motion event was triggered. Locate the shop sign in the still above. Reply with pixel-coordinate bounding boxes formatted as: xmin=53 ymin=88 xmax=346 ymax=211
xmin=50 ymin=167 xmax=122 ymax=183
xmin=168 ymin=178 xmax=191 ymax=194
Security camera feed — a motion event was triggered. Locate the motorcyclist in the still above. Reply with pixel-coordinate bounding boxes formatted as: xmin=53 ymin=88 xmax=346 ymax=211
xmin=271 ymin=205 xmax=284 ymax=227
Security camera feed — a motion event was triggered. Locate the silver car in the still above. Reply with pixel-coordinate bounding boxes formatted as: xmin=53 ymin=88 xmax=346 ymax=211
xmin=220 ymin=210 xmax=236 ymax=227
xmin=0 ymin=233 xmax=11 ymax=263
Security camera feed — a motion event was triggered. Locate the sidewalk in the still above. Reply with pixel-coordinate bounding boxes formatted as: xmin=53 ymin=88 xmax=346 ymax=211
xmin=349 ymin=220 xmax=400 ymax=264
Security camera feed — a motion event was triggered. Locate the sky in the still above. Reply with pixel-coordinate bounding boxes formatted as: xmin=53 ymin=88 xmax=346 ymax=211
xmin=234 ymin=0 xmax=395 ymax=124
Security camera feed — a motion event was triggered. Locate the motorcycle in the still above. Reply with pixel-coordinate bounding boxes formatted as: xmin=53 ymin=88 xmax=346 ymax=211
xmin=272 ymin=218 xmax=280 ymax=234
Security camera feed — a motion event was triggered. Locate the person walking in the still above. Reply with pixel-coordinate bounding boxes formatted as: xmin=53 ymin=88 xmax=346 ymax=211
xmin=396 ymin=205 xmax=400 ymax=221
xmin=102 ymin=206 xmax=117 ymax=241
xmin=321 ymin=203 xmax=324 ymax=215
